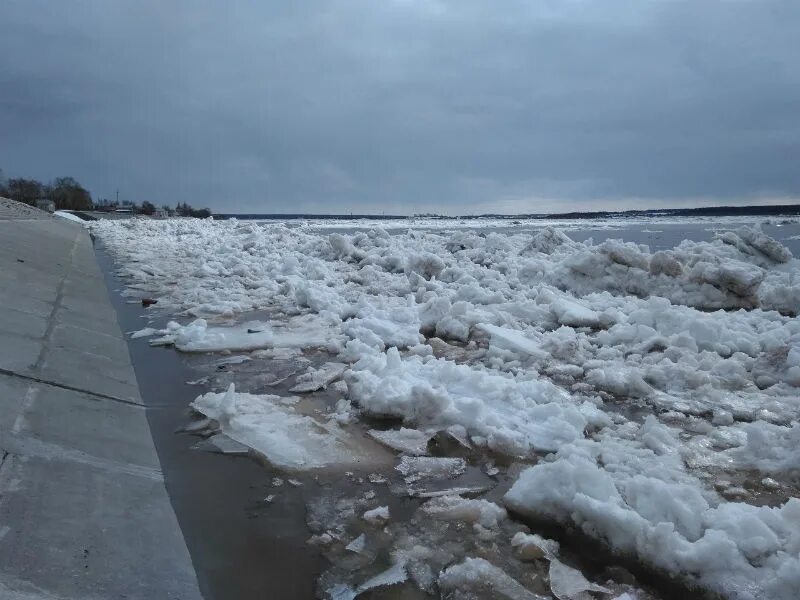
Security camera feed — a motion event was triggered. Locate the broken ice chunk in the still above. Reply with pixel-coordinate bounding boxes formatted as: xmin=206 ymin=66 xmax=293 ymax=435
xmin=406 ymin=485 xmax=494 ymax=499
xmin=330 ymin=398 xmax=353 ymax=425
xmin=192 ymin=384 xmax=376 ymax=470
xmin=309 ymin=534 xmax=334 ymax=548
xmin=206 ymin=433 xmax=250 ymax=455
xmin=130 ymin=327 xmax=158 ymax=339
xmin=427 ymin=428 xmax=474 ymax=457
xmin=289 ymin=362 xmax=346 ymax=393
xmin=549 ymin=559 xmax=611 ymax=600
xmin=550 ymin=298 xmax=600 ymax=328
xmin=439 ymin=557 xmax=545 ymax=600
xmin=330 ymin=560 xmax=408 ymax=600
xmin=690 ymin=259 xmax=764 ymax=297
xmin=511 ymin=532 xmax=560 ymax=561
xmin=731 ymin=226 xmax=793 ymax=263
xmin=181 ymin=417 xmax=212 ymax=433
xmin=477 ymin=323 xmax=549 ymax=360
xmin=327 ymin=584 xmax=357 ymax=600
xmin=356 ymin=560 xmax=406 ymax=593
xmin=396 ymin=456 xmax=466 ymax=482
xmin=213 ymin=354 xmax=252 ymax=366
xmin=362 ymin=505 xmax=390 ymax=523
xmin=191 ymin=433 xmax=250 ymax=455
xmin=421 ymin=495 xmax=507 ymax=529
xmin=368 ymin=473 xmax=387 ymax=484
xmin=369 ymin=428 xmax=432 ymax=455
xmin=345 ymin=533 xmax=367 ymax=554
xmin=153 ymin=317 xmax=344 ymax=353
xmin=254 ymin=346 xmax=303 ymax=360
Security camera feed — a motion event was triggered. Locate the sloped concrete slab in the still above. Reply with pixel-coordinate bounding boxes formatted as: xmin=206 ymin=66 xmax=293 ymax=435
xmin=0 ymin=217 xmax=201 ymax=600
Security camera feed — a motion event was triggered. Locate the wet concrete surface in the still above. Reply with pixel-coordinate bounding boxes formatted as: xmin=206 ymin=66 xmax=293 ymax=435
xmin=0 ymin=219 xmax=200 ymax=600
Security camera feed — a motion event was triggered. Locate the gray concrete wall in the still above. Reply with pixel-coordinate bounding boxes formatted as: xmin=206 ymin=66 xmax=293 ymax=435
xmin=0 ymin=217 xmax=201 ymax=599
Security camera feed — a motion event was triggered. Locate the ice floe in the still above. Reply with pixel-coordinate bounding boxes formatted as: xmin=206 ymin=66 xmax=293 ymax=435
xmin=504 ymin=423 xmax=800 ymax=600
xmin=438 ymin=557 xmax=545 ymax=600
xmin=368 ymin=427 xmax=432 ymax=455
xmin=192 ymin=384 xmax=381 ymax=470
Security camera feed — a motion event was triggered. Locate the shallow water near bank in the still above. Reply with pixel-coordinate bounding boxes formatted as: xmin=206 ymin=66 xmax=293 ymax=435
xmin=96 ymin=244 xmax=331 ymax=599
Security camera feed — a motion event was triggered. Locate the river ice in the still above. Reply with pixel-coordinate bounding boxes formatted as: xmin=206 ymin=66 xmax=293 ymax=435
xmin=94 ymin=216 xmax=800 ymax=600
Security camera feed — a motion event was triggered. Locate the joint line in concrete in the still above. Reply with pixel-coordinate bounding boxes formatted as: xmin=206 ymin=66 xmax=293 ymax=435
xmin=0 ymin=367 xmax=146 ymax=408
xmin=33 ymin=228 xmax=80 ymax=372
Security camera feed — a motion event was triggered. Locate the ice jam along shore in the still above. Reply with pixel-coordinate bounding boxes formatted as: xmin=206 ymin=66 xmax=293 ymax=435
xmin=94 ymin=218 xmax=800 ymax=600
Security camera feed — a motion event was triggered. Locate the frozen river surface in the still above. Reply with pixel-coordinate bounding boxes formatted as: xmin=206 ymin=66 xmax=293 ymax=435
xmin=94 ymin=216 xmax=800 ymax=600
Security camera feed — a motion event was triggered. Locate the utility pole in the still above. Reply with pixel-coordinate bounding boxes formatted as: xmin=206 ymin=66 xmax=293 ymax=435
xmin=116 ymin=188 xmax=119 ymax=205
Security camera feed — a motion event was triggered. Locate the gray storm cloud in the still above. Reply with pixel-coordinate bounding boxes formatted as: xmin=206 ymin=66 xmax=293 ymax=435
xmin=1 ymin=0 xmax=798 ymax=213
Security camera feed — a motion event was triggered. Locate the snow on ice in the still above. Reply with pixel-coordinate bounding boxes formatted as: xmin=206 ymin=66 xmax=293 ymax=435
xmin=94 ymin=217 xmax=800 ymax=600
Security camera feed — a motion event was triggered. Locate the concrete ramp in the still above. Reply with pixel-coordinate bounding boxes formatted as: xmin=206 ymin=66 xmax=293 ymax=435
xmin=0 ymin=216 xmax=201 ymax=599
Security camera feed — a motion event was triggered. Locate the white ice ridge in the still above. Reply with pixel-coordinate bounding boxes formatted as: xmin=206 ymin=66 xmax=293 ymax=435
xmin=92 ymin=219 xmax=799 ymax=318
xmin=346 ymin=347 xmax=609 ymax=456
xmin=93 ymin=218 xmax=800 ymax=599
xmin=504 ymin=417 xmax=800 ymax=600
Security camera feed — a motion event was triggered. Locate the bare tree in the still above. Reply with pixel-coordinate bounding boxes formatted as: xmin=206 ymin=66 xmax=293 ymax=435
xmin=51 ymin=176 xmax=92 ymax=210
xmin=7 ymin=178 xmax=43 ymax=205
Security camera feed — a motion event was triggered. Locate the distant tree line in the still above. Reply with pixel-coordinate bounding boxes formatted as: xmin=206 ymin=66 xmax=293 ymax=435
xmin=0 ymin=168 xmax=92 ymax=211
xmin=93 ymin=199 xmax=210 ymax=218
xmin=174 ymin=202 xmax=212 ymax=218
xmin=1 ymin=168 xmax=211 ymax=217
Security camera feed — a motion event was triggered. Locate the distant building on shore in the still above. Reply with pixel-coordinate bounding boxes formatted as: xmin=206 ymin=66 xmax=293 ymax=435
xmin=153 ymin=208 xmax=169 ymax=218
xmin=36 ymin=199 xmax=55 ymax=213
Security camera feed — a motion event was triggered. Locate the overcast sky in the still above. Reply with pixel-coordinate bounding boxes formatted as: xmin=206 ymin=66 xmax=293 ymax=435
xmin=1 ymin=1 xmax=798 ymax=214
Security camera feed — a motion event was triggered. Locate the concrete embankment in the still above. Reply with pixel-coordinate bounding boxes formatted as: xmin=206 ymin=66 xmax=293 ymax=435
xmin=0 ymin=208 xmax=201 ymax=599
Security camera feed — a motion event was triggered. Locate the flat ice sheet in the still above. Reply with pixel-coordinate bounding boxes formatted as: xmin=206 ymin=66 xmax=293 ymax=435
xmin=192 ymin=384 xmax=379 ymax=470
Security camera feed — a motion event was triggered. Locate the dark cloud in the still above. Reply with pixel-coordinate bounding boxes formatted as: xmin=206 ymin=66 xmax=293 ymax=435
xmin=1 ymin=0 xmax=798 ymax=213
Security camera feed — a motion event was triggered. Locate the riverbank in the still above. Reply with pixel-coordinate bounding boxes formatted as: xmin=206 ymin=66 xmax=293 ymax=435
xmin=0 ymin=213 xmax=200 ymax=599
